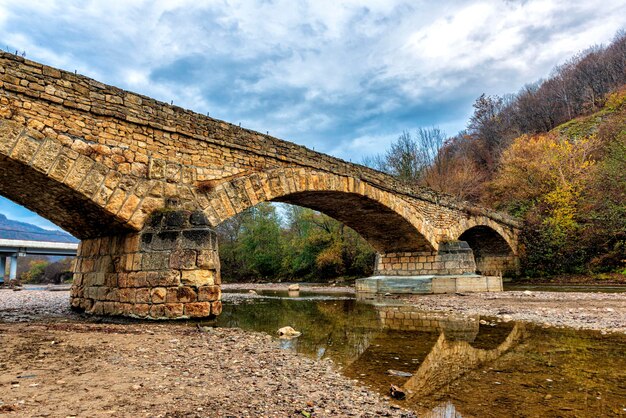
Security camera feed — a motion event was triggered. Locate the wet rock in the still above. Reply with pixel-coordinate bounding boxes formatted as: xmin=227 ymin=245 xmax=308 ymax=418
xmin=387 ymin=369 xmax=413 ymax=377
xmin=390 ymin=384 xmax=406 ymax=400
xmin=277 ymin=326 xmax=301 ymax=338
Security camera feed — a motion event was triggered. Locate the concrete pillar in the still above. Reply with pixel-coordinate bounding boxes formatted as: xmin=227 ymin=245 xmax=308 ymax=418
xmin=0 ymin=255 xmax=5 ymax=283
xmin=9 ymin=254 xmax=17 ymax=280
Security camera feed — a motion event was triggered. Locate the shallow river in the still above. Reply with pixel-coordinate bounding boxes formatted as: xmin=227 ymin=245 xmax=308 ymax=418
xmin=214 ymin=289 xmax=626 ymax=417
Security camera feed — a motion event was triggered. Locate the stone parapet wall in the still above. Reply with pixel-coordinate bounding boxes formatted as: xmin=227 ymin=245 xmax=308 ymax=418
xmin=70 ymin=209 xmax=221 ymax=319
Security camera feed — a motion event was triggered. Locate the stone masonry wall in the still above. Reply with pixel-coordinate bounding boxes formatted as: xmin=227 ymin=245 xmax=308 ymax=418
xmin=70 ymin=209 xmax=221 ymax=319
xmin=475 ymin=254 xmax=520 ymax=277
xmin=0 ymin=52 xmax=520 ymax=234
xmin=375 ymin=241 xmax=477 ymax=276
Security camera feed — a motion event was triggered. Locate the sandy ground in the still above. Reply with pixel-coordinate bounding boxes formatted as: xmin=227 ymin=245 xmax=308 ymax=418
xmin=0 ymin=289 xmax=411 ymax=417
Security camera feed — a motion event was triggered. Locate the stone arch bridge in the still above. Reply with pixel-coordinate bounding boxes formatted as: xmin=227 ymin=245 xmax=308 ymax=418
xmin=0 ymin=52 xmax=520 ymax=319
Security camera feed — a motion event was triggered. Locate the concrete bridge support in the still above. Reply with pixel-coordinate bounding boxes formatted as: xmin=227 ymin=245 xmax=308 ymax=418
xmin=0 ymin=255 xmax=5 ymax=283
xmin=8 ymin=255 xmax=16 ymax=281
xmin=70 ymin=209 xmax=222 ymax=319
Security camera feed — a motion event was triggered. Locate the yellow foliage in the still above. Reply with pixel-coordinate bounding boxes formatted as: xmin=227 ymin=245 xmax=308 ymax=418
xmin=489 ymin=131 xmax=597 ymax=221
xmin=543 ymin=185 xmax=579 ymax=233
xmin=604 ymin=86 xmax=626 ymax=111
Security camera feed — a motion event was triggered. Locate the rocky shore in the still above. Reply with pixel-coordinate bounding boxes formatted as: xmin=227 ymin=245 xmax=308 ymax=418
xmin=398 ymin=290 xmax=626 ymax=334
xmin=0 ymin=289 xmax=411 ymax=417
xmin=1 ymin=285 xmax=625 ymax=416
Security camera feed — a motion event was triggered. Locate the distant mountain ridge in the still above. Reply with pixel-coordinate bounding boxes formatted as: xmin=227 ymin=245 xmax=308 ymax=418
xmin=0 ymin=214 xmax=78 ymax=243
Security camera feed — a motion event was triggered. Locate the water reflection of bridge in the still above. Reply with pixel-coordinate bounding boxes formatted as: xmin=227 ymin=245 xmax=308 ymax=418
xmin=340 ymin=304 xmax=525 ymax=401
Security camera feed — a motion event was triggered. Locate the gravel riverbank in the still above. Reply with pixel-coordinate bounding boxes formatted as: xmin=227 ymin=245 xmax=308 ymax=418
xmin=0 ymin=289 xmax=411 ymax=417
xmin=222 ymin=283 xmax=626 ymax=333
xmin=398 ymin=290 xmax=626 ymax=334
xmin=1 ymin=285 xmax=625 ymax=416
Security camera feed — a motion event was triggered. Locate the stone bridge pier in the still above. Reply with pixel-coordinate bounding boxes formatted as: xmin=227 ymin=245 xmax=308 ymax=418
xmin=70 ymin=209 xmax=222 ymax=318
xmin=0 ymin=52 xmax=521 ymax=319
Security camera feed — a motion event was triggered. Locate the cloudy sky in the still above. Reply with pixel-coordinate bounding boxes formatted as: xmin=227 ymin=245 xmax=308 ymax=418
xmin=0 ymin=0 xmax=624 ymax=231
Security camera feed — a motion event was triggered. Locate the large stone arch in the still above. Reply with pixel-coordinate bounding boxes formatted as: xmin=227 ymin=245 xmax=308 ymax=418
xmin=0 ymin=51 xmax=524 ymax=318
xmin=0 ymin=119 xmax=221 ymax=319
xmin=196 ymin=167 xmax=438 ymax=253
xmin=0 ymin=119 xmax=139 ymax=238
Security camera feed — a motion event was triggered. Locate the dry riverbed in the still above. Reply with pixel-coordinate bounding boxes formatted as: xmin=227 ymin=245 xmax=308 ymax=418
xmin=0 ymin=289 xmax=411 ymax=417
xmin=398 ymin=290 xmax=626 ymax=334
xmin=1 ymin=285 xmax=625 ymax=416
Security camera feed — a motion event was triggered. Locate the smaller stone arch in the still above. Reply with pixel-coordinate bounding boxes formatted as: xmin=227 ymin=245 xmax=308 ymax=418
xmin=458 ymin=223 xmax=519 ymax=276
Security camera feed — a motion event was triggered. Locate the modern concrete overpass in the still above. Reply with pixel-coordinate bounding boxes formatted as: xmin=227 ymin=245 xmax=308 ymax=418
xmin=0 ymin=238 xmax=78 ymax=283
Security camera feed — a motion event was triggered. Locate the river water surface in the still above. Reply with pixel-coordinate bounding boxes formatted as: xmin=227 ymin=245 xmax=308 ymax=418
xmin=215 ymin=289 xmax=626 ymax=417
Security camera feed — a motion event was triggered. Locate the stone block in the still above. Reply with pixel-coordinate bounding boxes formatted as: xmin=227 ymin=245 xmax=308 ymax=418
xmin=486 ymin=276 xmax=503 ymax=292
xmin=211 ymin=300 xmax=222 ymax=315
xmin=118 ymin=288 xmax=136 ymax=303
xmin=149 ymin=304 xmax=166 ymax=318
xmin=196 ymin=250 xmax=217 ymax=269
xmin=190 ymin=210 xmax=209 ymax=226
xmin=163 ymin=210 xmax=188 ymax=229
xmin=120 ymin=303 xmax=134 ymax=316
xmin=151 ymin=231 xmax=179 ymax=250
xmin=133 ymin=303 xmax=150 ymax=318
xmin=431 ymin=277 xmax=456 ymax=294
xmin=197 ymin=285 xmax=221 ymax=302
xmin=172 ymin=286 xmax=197 ymax=303
xmin=91 ymin=302 xmax=104 ymax=315
xmin=141 ymin=252 xmax=169 ymax=270
xmin=181 ymin=269 xmax=214 ymax=286
xmin=128 ymin=271 xmax=149 ymax=288
xmin=102 ymin=301 xmax=117 ymax=315
xmin=147 ymin=270 xmax=180 ymax=287
xmin=456 ymin=276 xmax=488 ymax=293
xmin=184 ymin=302 xmax=211 ymax=317
xmin=151 ymin=287 xmax=167 ymax=304
xmin=135 ymin=288 xmax=151 ymax=303
xmin=181 ymin=229 xmax=213 ymax=249
xmin=169 ymin=249 xmax=197 ymax=270
xmin=164 ymin=303 xmax=184 ymax=318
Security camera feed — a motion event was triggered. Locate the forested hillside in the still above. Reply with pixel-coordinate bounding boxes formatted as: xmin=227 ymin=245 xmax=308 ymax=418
xmin=369 ymin=32 xmax=626 ymax=277
xmin=217 ymin=32 xmax=625 ymax=282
